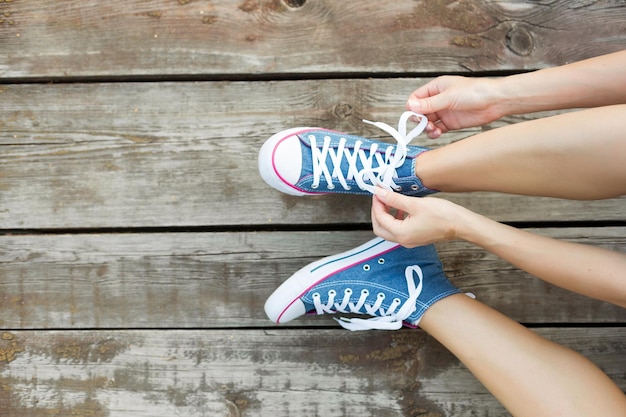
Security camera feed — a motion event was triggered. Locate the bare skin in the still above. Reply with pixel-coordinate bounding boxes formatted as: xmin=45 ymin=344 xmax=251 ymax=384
xmin=407 ymin=51 xmax=626 ymax=139
xmin=367 ymin=51 xmax=626 ymax=414
xmin=371 ymin=189 xmax=626 ymax=308
xmin=370 ymin=189 xmax=626 ymax=417
xmin=420 ymin=294 xmax=626 ymax=417
xmin=414 ymin=105 xmax=626 ymax=200
xmin=402 ymin=50 xmax=626 ymax=200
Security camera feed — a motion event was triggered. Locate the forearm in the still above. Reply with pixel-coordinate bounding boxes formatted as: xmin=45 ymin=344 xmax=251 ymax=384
xmin=455 ymin=207 xmax=626 ymax=307
xmin=493 ymin=50 xmax=626 ymax=116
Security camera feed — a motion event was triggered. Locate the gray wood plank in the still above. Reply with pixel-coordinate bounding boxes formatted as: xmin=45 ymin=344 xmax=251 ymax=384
xmin=0 ymin=328 xmax=623 ymax=417
xmin=1 ymin=1 xmax=625 ymax=79
xmin=1 ymin=80 xmax=624 ymax=229
xmin=0 ymin=229 xmax=623 ymax=329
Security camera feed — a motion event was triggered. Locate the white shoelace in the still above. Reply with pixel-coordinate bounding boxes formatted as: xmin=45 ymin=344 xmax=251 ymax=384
xmin=310 ymin=111 xmax=428 ymax=194
xmin=312 ymin=265 xmax=424 ymax=331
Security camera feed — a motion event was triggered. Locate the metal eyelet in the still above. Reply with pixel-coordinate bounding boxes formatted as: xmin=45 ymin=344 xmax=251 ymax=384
xmin=411 ymin=184 xmax=419 ymax=191
xmin=311 ymin=184 xmax=319 ymax=189
xmin=377 ymin=292 xmax=385 ymax=300
xmin=363 ymin=264 xmax=370 ymax=271
xmin=327 ymin=184 xmax=335 ymax=190
xmin=378 ymin=258 xmax=385 ymax=264
xmin=328 ymin=289 xmax=336 ymax=297
xmin=361 ymin=289 xmax=369 ymax=296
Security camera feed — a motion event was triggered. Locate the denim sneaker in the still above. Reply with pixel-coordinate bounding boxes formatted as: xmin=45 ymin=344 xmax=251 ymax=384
xmin=264 ymin=237 xmax=460 ymax=331
xmin=258 ymin=111 xmax=438 ymax=197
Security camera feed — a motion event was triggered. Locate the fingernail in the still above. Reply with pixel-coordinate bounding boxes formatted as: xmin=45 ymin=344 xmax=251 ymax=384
xmin=408 ymin=98 xmax=420 ymax=109
xmin=375 ymin=187 xmax=387 ymax=198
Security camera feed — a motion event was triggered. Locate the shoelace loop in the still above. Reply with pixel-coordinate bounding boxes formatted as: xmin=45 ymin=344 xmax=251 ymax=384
xmin=311 ymin=264 xmax=424 ymax=331
xmin=310 ymin=111 xmax=428 ymax=194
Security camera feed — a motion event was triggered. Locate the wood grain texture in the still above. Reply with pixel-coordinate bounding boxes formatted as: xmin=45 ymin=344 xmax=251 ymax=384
xmin=1 ymin=229 xmax=624 ymax=329
xmin=0 ymin=328 xmax=624 ymax=417
xmin=0 ymin=328 xmax=623 ymax=417
xmin=1 ymin=80 xmax=624 ymax=229
xmin=0 ymin=2 xmax=624 ymax=414
xmin=0 ymin=0 xmax=625 ymax=79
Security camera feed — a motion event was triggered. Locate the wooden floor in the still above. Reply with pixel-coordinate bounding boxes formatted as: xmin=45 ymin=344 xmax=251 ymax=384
xmin=1 ymin=1 xmax=625 ymax=416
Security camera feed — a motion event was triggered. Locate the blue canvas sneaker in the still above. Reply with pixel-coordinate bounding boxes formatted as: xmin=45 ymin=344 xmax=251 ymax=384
xmin=258 ymin=111 xmax=438 ymax=197
xmin=264 ymin=237 xmax=460 ymax=331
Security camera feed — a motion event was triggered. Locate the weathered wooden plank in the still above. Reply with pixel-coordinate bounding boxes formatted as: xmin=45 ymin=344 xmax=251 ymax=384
xmin=1 ymin=229 xmax=624 ymax=329
xmin=1 ymin=80 xmax=624 ymax=229
xmin=0 ymin=1 xmax=625 ymax=79
xmin=0 ymin=328 xmax=623 ymax=417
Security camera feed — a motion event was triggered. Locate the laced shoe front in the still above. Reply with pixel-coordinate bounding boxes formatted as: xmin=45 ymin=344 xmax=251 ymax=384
xmin=258 ymin=111 xmax=437 ymax=196
xmin=264 ymin=237 xmax=460 ymax=331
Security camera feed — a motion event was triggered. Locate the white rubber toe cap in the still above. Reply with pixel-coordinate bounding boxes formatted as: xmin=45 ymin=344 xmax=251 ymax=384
xmin=264 ymin=292 xmax=306 ymax=324
xmin=273 ymin=134 xmax=302 ymax=185
xmin=258 ymin=128 xmax=312 ymax=196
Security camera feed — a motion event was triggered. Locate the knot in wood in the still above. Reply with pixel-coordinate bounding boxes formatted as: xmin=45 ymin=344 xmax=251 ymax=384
xmin=333 ymin=103 xmax=353 ymax=119
xmin=283 ymin=0 xmax=306 ymax=8
xmin=506 ymin=25 xmax=534 ymax=56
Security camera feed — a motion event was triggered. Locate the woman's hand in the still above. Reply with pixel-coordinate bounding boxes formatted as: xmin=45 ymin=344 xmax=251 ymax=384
xmin=407 ymin=76 xmax=504 ymax=139
xmin=371 ymin=187 xmax=468 ymax=247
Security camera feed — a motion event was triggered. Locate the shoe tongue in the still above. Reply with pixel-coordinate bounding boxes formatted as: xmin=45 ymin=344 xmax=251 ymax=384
xmin=344 ymin=143 xmax=417 ymax=187
xmin=315 ymin=132 xmax=407 ymax=181
xmin=300 ymin=130 xmax=419 ymax=192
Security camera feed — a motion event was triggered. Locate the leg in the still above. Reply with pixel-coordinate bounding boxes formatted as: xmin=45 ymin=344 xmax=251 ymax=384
xmin=419 ymin=294 xmax=626 ymax=417
xmin=417 ymin=105 xmax=626 ymax=200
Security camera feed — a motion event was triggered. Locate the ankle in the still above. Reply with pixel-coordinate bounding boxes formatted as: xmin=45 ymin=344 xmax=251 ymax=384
xmin=418 ymin=293 xmax=468 ymax=332
xmin=414 ymin=149 xmax=438 ymax=191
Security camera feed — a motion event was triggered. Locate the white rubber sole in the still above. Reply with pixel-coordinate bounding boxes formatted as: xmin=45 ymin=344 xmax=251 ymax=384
xmin=264 ymin=237 xmax=399 ymax=324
